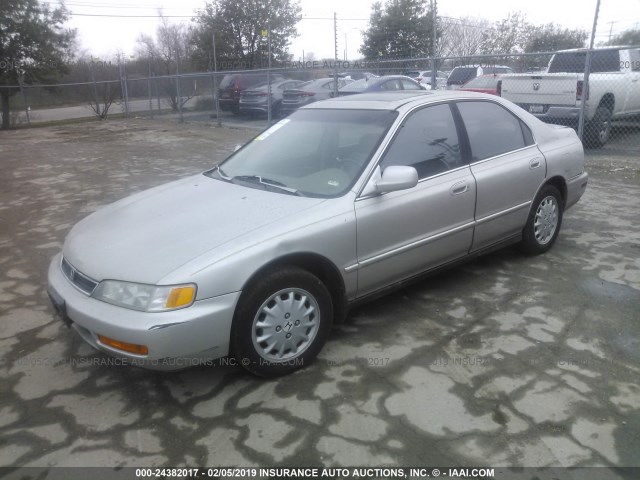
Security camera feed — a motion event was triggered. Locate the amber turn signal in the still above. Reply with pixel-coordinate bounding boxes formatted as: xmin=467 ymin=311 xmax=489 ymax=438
xmin=98 ymin=335 xmax=149 ymax=356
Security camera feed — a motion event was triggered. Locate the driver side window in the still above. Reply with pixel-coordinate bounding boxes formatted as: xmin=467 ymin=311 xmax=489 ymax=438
xmin=379 ymin=103 xmax=463 ymax=179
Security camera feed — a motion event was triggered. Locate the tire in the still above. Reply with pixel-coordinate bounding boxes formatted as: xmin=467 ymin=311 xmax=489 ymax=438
xmin=584 ymin=105 xmax=612 ymax=149
xmin=519 ymin=185 xmax=563 ymax=255
xmin=231 ymin=267 xmax=333 ymax=377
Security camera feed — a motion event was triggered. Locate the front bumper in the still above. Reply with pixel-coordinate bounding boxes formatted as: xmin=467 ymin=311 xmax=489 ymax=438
xmin=47 ymin=253 xmax=241 ymax=370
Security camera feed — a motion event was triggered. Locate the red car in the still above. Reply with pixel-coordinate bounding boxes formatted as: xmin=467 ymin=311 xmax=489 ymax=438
xmin=459 ymin=74 xmax=503 ymax=96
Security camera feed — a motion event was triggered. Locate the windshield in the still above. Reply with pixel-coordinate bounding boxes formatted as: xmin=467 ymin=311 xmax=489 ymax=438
xmin=212 ymin=109 xmax=398 ymax=197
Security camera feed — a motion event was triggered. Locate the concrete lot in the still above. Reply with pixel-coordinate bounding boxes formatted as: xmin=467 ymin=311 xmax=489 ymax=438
xmin=0 ymin=118 xmax=638 ymax=470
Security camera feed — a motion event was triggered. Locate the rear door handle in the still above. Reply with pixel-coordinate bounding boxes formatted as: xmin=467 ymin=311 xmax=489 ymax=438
xmin=529 ymin=158 xmax=542 ymax=169
xmin=450 ymin=181 xmax=468 ymax=195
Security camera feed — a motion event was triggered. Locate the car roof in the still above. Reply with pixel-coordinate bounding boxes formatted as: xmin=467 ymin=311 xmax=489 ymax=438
xmin=303 ymin=90 xmax=503 ymax=111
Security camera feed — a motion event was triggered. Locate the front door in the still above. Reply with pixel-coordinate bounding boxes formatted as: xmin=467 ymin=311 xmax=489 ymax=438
xmin=355 ymin=103 xmax=476 ymax=297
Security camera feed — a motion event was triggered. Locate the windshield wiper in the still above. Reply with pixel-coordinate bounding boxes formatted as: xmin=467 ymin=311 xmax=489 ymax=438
xmin=230 ymin=175 xmax=304 ymax=196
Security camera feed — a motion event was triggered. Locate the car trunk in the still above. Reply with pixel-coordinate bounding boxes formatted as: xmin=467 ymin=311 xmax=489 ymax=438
xmin=500 ymin=74 xmax=579 ymax=108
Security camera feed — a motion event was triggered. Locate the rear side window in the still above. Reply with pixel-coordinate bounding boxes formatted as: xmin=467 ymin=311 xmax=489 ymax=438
xmin=457 ymin=101 xmax=527 ymax=161
xmin=380 ymin=103 xmax=463 ymax=179
xmin=549 ymin=50 xmax=620 ymax=73
xmin=448 ymin=67 xmax=478 ymax=84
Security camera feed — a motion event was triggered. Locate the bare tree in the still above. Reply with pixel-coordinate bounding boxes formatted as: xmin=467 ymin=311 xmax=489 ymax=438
xmin=74 ymin=54 xmax=121 ymax=119
xmin=136 ymin=15 xmax=194 ymax=111
xmin=439 ymin=17 xmax=491 ymax=58
xmin=481 ymin=12 xmax=531 ymax=54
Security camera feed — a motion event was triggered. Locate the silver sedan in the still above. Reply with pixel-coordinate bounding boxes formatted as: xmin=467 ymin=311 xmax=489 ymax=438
xmin=47 ymin=91 xmax=588 ymax=377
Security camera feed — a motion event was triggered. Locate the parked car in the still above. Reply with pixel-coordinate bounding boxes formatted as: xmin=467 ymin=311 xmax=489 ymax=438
xmin=404 ymin=70 xmax=448 ymax=89
xmin=459 ymin=74 xmax=504 ymax=96
xmin=500 ymin=46 xmax=640 ymax=148
xmin=337 ymin=75 xmax=423 ymax=96
xmin=280 ymin=77 xmax=352 ymax=115
xmin=218 ymin=73 xmax=285 ymax=114
xmin=48 ymin=91 xmax=587 ymax=377
xmin=447 ymin=65 xmax=515 ymax=89
xmin=239 ymin=79 xmax=306 ymax=117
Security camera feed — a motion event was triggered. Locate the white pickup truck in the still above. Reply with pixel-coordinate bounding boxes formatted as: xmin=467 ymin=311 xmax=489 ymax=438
xmin=500 ymin=47 xmax=640 ymax=147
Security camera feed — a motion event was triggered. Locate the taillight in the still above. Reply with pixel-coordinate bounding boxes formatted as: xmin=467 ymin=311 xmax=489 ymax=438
xmin=416 ymin=77 xmax=423 ymax=82
xmin=576 ymin=80 xmax=589 ymax=101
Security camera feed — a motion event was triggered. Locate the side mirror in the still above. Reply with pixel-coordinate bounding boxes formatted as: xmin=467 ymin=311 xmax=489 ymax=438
xmin=376 ymin=166 xmax=418 ymax=192
xmin=360 ymin=165 xmax=419 ymax=196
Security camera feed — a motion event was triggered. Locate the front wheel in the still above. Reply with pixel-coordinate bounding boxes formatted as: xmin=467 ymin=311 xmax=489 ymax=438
xmin=231 ymin=267 xmax=333 ymax=377
xmin=519 ymin=185 xmax=563 ymax=255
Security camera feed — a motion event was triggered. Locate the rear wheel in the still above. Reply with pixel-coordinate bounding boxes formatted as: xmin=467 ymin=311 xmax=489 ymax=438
xmin=231 ymin=267 xmax=333 ymax=377
xmin=519 ymin=185 xmax=563 ymax=255
xmin=584 ymin=105 xmax=612 ymax=149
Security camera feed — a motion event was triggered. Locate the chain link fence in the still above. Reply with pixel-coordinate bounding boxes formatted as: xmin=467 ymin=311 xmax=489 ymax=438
xmin=2 ymin=47 xmax=639 ymax=154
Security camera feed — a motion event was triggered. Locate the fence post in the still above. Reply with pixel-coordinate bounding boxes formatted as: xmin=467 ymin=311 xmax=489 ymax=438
xmin=156 ymin=76 xmax=161 ymax=114
xmin=333 ymin=12 xmax=339 ymax=97
xmin=176 ymin=47 xmax=184 ymax=123
xmin=267 ymin=25 xmax=272 ymax=125
xmin=90 ymin=61 xmax=101 ymax=117
xmin=147 ymin=58 xmax=153 ymax=119
xmin=577 ymin=0 xmax=601 ymax=141
xmin=18 ymin=76 xmax=31 ymax=126
xmin=212 ymin=32 xmax=221 ymax=127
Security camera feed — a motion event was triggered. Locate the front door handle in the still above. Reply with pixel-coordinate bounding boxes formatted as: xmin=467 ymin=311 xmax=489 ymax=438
xmin=450 ymin=181 xmax=468 ymax=195
xmin=530 ymin=158 xmax=542 ymax=169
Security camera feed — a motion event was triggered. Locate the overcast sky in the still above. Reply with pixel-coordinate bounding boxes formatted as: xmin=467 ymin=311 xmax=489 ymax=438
xmin=50 ymin=0 xmax=640 ymax=60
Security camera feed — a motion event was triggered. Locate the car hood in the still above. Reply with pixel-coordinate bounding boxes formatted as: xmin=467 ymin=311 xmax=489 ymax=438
xmin=63 ymin=174 xmax=326 ymax=284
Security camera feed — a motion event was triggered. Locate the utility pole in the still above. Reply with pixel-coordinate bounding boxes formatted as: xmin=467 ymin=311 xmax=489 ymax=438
xmin=577 ymin=0 xmax=601 ymax=141
xmin=606 ymin=21 xmax=618 ymax=43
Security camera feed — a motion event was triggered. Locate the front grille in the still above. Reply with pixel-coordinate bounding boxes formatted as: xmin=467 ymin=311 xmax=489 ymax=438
xmin=61 ymin=257 xmax=98 ymax=295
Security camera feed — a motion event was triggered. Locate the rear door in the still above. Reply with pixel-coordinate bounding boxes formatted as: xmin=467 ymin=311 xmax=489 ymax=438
xmin=455 ymin=101 xmax=545 ymax=251
xmin=354 ymin=103 xmax=476 ymax=296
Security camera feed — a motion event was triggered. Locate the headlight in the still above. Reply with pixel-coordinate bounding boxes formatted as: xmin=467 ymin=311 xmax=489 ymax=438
xmin=92 ymin=280 xmax=196 ymax=312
